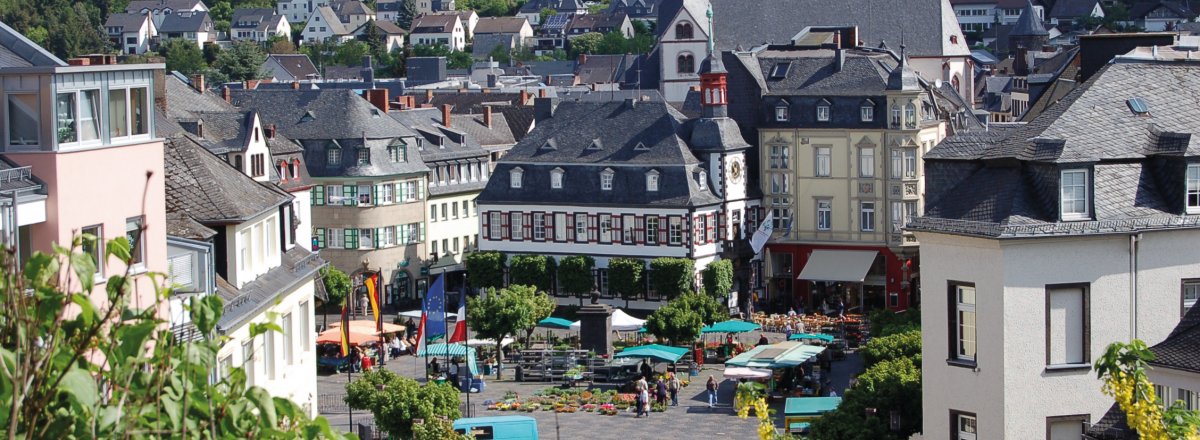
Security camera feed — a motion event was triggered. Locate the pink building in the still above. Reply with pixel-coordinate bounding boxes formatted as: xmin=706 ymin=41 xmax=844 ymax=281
xmin=0 ymin=21 xmax=166 ymax=311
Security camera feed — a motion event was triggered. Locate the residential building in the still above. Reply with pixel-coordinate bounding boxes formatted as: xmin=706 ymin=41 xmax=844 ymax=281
xmin=950 ymin=0 xmax=1046 ymax=33
xmin=262 ymin=54 xmax=321 ymax=82
xmin=565 ymin=12 xmax=634 ymax=38
xmin=1046 ymin=0 xmax=1104 ymax=26
xmin=158 ymin=11 xmax=215 ymax=48
xmin=411 ymin=14 xmax=466 ymax=51
xmin=473 ymin=17 xmax=534 ymax=43
xmin=277 ymin=0 xmax=328 ymax=25
xmin=302 ymin=6 xmax=354 ymax=43
xmin=353 ymin=20 xmax=406 ymax=52
xmin=723 ymin=30 xmax=978 ymax=313
xmin=405 ymin=0 xmax=455 ymax=15
xmin=654 ymin=0 xmax=973 ymax=103
xmin=163 ymin=132 xmax=324 ymax=418
xmin=517 ymin=0 xmax=587 ymax=25
xmin=230 ymin=88 xmax=433 ymax=307
xmin=606 ymin=0 xmax=662 ymax=23
xmin=0 ymin=22 xmax=167 ymax=314
xmin=126 ymin=0 xmax=209 ymax=28
xmin=912 ymin=57 xmax=1200 ymax=440
xmin=574 ymin=54 xmax=642 ymax=88
xmin=473 ymin=34 xmax=522 ymax=60
xmin=105 ymin=13 xmax=157 ymax=55
xmin=1123 ymin=0 xmax=1197 ymax=31
xmin=331 ymin=0 xmax=376 ymax=30
xmin=231 ymin=8 xmax=292 ymax=42
xmin=434 ymin=10 xmax=479 ymax=39
xmin=476 ymin=41 xmax=755 ymax=307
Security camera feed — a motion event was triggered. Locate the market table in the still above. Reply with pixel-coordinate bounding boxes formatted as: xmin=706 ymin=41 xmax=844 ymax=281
xmin=783 ymin=397 xmax=842 ymax=433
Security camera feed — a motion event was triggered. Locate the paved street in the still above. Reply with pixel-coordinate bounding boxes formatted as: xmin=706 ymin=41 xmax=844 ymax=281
xmin=315 ymin=330 xmax=864 ymax=439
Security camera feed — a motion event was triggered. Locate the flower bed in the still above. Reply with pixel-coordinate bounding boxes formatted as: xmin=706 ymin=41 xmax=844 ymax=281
xmin=484 ymin=388 xmax=646 ymax=416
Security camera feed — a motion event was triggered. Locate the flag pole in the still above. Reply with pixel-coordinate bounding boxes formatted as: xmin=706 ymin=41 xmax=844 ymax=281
xmin=464 ymin=285 xmax=471 ymax=417
xmin=376 ymin=268 xmax=385 ymax=367
xmin=442 ymin=270 xmax=448 ymax=384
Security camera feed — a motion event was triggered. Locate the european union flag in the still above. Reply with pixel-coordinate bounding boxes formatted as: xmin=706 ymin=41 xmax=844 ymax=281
xmin=423 ymin=275 xmax=447 ymax=338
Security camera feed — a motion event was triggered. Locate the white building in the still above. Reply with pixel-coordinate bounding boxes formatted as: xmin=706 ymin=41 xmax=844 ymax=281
xmin=302 ymin=6 xmax=354 ymax=44
xmin=410 ymin=14 xmax=466 ymax=51
xmin=231 ymin=8 xmax=292 ymax=42
xmin=912 ymin=58 xmax=1200 ymax=440
xmin=951 ymin=0 xmax=1047 ymax=33
xmin=105 ymin=13 xmax=157 ymax=55
xmin=125 ymin=0 xmax=209 ymax=28
xmin=277 ymin=0 xmax=328 ymax=25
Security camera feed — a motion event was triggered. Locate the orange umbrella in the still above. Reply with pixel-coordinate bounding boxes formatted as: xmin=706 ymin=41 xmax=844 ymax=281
xmin=328 ymin=320 xmax=406 ymax=334
xmin=316 ymin=328 xmax=377 ymax=346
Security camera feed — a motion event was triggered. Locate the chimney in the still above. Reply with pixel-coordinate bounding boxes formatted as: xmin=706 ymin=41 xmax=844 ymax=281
xmin=291 ymin=81 xmax=300 ymax=89
xmin=367 ymin=88 xmax=389 ymax=112
xmin=486 ymin=73 xmax=498 ymax=88
xmin=482 ymin=88 xmax=492 ymax=94
xmin=538 ymin=89 xmax=547 ymax=98
xmin=624 ymin=97 xmax=637 ymax=109
xmin=833 ymin=30 xmax=841 ymax=49
xmin=191 ymin=74 xmax=205 ymax=92
xmin=265 ymin=124 xmax=276 ymax=139
xmin=836 ymin=47 xmax=845 ymax=72
xmin=578 ymin=53 xmax=588 ymax=65
xmin=483 ymin=105 xmax=492 ymax=128
xmin=221 ymin=86 xmax=231 ymax=103
xmin=441 ymin=103 xmax=452 ymax=128
xmin=361 ymin=55 xmax=375 ymax=86
xmin=520 ymin=89 xmax=529 ymax=104
xmin=407 ymin=95 xmax=416 ymax=109
xmin=67 ymin=58 xmax=90 ymax=66
xmin=245 ymin=79 xmax=260 ymax=90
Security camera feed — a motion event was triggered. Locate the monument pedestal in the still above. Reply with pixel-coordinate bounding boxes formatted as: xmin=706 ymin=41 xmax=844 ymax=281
xmin=577 ymin=303 xmax=613 ymax=358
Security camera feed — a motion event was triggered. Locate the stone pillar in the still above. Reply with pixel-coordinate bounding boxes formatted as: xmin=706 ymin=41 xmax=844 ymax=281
xmin=577 ymin=303 xmax=613 ymax=358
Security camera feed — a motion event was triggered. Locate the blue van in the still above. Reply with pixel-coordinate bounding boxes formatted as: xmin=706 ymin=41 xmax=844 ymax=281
xmin=452 ymin=416 xmax=538 ymax=440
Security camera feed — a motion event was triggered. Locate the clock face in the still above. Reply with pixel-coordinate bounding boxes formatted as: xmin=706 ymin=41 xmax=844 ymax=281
xmin=730 ymin=159 xmax=743 ymax=182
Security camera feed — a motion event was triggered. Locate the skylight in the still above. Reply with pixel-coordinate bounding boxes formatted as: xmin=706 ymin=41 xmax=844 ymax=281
xmin=770 ymin=62 xmax=791 ymax=79
xmin=1127 ymin=97 xmax=1149 ymax=115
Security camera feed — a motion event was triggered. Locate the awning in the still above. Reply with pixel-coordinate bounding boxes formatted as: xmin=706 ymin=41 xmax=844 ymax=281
xmin=722 ymin=366 xmax=773 ymax=379
xmin=788 ymin=333 xmax=835 ymax=343
xmin=614 ymin=344 xmax=689 ymax=363
xmin=417 ymin=343 xmax=479 ymax=375
xmin=725 ymin=341 xmax=826 ymax=369
xmin=784 ymin=397 xmax=842 ymax=417
xmin=797 ymin=250 xmax=878 ymax=283
xmin=537 ymin=317 xmax=577 ymax=329
xmin=701 ymin=320 xmax=761 ymax=334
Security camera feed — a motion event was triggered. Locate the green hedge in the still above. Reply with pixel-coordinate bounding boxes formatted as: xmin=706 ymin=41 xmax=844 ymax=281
xmin=859 ymin=329 xmax=922 ymax=367
xmin=649 ymin=257 xmax=694 ymax=299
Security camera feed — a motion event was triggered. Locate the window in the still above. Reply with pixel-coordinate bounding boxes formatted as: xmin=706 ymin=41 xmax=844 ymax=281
xmin=510 ymin=168 xmax=522 ymax=188
xmin=601 ymin=171 xmax=614 ymax=191
xmin=55 ymin=92 xmax=78 ymax=143
xmin=1060 ymin=169 xmax=1090 ymax=220
xmin=669 ymin=217 xmax=683 ymax=244
xmin=647 ymin=217 xmax=659 ymax=244
xmin=775 ymin=104 xmax=789 ymax=122
xmin=265 ymin=331 xmax=276 ymax=379
xmin=282 ymin=313 xmax=293 ymax=365
xmin=430 ymin=205 xmax=437 ymax=222
xmin=599 ymin=215 xmax=612 ymax=242
xmin=357 ymin=184 xmax=372 ymax=205
xmin=1186 ymin=164 xmax=1199 ymax=213
xmin=356 ymin=148 xmax=369 ymax=166
xmin=646 ymin=172 xmax=659 ymax=191
xmin=388 ymin=143 xmax=407 ymax=162
xmin=1046 ymin=285 xmax=1088 ymax=366
xmin=951 ymin=411 xmax=977 ymax=440
xmin=677 ymin=53 xmax=695 ymax=73
xmin=441 ymin=203 xmax=448 ymax=220
xmin=511 ymin=213 xmax=524 ymax=240
xmin=861 ymin=103 xmax=874 ymax=122
xmin=951 ymin=283 xmax=977 ymax=362
xmin=698 ymin=171 xmax=707 ymax=189
xmin=860 ymin=202 xmax=875 ymax=232
xmin=860 ymin=147 xmax=875 ymax=177
xmin=772 ymin=197 xmax=792 ymax=231
xmin=7 ymin=94 xmax=39 ymax=146
xmin=242 ymin=340 xmax=255 ymax=386
xmin=770 ymin=145 xmax=790 ymax=169
xmin=816 ymin=200 xmax=832 ymax=230
xmin=816 ymin=101 xmax=830 ymax=121
xmin=1183 ymin=280 xmax=1199 ymax=316
xmin=452 ymin=202 xmax=459 ymax=218
xmin=380 ymin=184 xmax=395 ymax=204
xmin=554 ymin=213 xmax=566 ymax=241
xmin=126 ymin=217 xmax=145 ymax=267
xmin=326 ymin=228 xmax=344 ymax=248
xmin=674 ymin=21 xmax=693 ymax=39
xmin=770 ymin=173 xmax=789 ymax=194
xmin=891 ymin=148 xmax=916 ymax=179
xmin=82 ymin=225 xmax=104 ymax=278
xmin=250 ymin=153 xmax=265 ymax=177
xmin=891 ymin=104 xmax=901 ymax=127
xmin=326 ymin=145 xmax=341 ymax=166
xmin=551 ymin=169 xmax=563 ymax=189
xmin=815 ymin=146 xmax=831 ymax=177
xmin=905 ymin=103 xmax=917 ymax=127
xmin=533 ymin=213 xmax=546 ymax=240
xmin=359 ymin=228 xmax=374 ymax=249
xmin=574 ymin=215 xmax=586 ymax=241
xmin=1047 ymin=415 xmax=1088 ymax=440
xmin=432 ymin=240 xmax=439 ymax=256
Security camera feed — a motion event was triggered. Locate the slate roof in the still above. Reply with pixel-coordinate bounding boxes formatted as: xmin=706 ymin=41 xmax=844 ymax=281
xmin=310 ymin=6 xmax=350 ymax=35
xmin=565 ymin=12 xmax=627 ymax=33
xmin=1083 ymin=404 xmax=1135 ymax=440
xmin=411 ymin=92 xmax=529 ymax=113
xmin=1047 ymin=0 xmax=1100 ymax=19
xmin=412 ymin=14 xmax=458 ymax=33
xmin=518 ymin=0 xmax=586 ymax=14
xmin=1128 ymin=1 xmax=1197 ymax=20
xmin=1011 ymin=0 xmax=1049 ymax=37
xmin=473 ymin=17 xmax=529 ymax=34
xmin=498 ymin=106 xmax=536 ymax=141
xmin=264 ymin=54 xmax=319 ymax=80
xmin=126 ymin=0 xmax=204 ymax=13
xmin=656 ymin=0 xmax=968 ymax=57
xmin=575 ymin=54 xmax=639 ymax=84
xmin=751 ymin=48 xmax=898 ymax=96
xmin=371 ymin=20 xmax=406 ymax=35
xmin=159 ymin=11 xmax=212 ymax=33
xmin=389 ymin=108 xmax=491 ymax=162
xmin=164 ymin=134 xmax=292 ymax=224
xmin=914 ymin=61 xmax=1200 ymax=238
xmin=1148 ymin=303 xmax=1200 ymax=374
xmin=607 ymin=0 xmax=660 ymax=18
xmin=105 ymin=13 xmax=152 ymax=32
xmin=217 ymin=246 xmax=326 ymax=332
xmin=231 ymin=8 xmax=276 ymax=30
xmin=0 ymin=21 xmax=63 ymax=67
xmin=165 ymin=211 xmax=217 ymax=240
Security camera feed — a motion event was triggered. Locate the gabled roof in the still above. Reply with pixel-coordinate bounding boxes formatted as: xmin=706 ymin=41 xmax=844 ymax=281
xmin=411 ymin=14 xmax=459 ymax=33
xmin=231 ymin=8 xmax=274 ymax=28
xmin=0 ymin=20 xmax=64 ymax=67
xmin=332 ymin=0 xmax=373 ymax=16
xmin=519 ymin=0 xmax=586 ymax=13
xmin=166 ymin=211 xmax=217 ymax=240
xmin=370 ymin=20 xmax=406 ymax=35
xmin=164 ymin=133 xmax=292 ymax=224
xmin=472 ymin=34 xmax=519 ymax=58
xmin=473 ymin=17 xmax=530 ymax=34
xmin=389 ymin=108 xmax=490 ymax=162
xmin=575 ymin=54 xmax=639 ymax=85
xmin=159 ymin=11 xmax=213 ymax=33
xmin=1047 ymin=0 xmax=1100 ymax=19
xmin=216 ymin=246 xmax=326 ymax=332
xmin=126 ymin=0 xmax=205 ymax=13
xmin=1148 ymin=303 xmax=1200 ymax=374
xmin=751 ymin=48 xmax=899 ymax=96
xmin=230 ymin=89 xmax=415 ymax=140
xmin=656 ymin=0 xmax=968 ymax=57
xmin=1128 ymin=1 xmax=1197 ymax=20
xmin=1011 ymin=0 xmax=1050 ymax=37
xmin=264 ymin=54 xmax=319 ymax=80
xmin=105 ymin=13 xmax=153 ymax=32
xmin=309 ymin=6 xmax=350 ymax=35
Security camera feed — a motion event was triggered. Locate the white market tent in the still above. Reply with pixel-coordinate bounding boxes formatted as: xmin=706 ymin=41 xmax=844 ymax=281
xmin=398 ymin=309 xmax=458 ymax=320
xmin=569 ymin=309 xmax=645 ymax=332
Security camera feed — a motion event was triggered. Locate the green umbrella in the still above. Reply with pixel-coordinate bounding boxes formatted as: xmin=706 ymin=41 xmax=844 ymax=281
xmin=788 ymin=333 xmax=835 ymax=343
xmin=614 ymin=344 xmax=690 ymax=363
xmin=537 ymin=317 xmax=577 ymax=329
xmin=701 ymin=320 xmax=762 ymax=334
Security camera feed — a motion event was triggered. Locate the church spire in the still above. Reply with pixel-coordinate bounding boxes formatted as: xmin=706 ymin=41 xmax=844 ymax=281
xmin=699 ymin=3 xmax=727 ymax=117
xmin=706 ymin=4 xmax=715 ymax=57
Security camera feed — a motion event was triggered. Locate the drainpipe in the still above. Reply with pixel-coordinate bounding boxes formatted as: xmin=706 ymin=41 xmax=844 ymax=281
xmin=1129 ymin=233 xmax=1142 ymax=340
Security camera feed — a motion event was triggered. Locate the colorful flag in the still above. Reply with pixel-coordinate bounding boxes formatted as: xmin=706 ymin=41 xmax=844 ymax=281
xmin=749 ymin=211 xmax=775 ymax=255
xmin=417 ymin=275 xmax=447 ymax=352
xmin=448 ymin=298 xmax=467 ymax=343
xmin=365 ymin=272 xmax=382 ymax=332
xmin=339 ymin=296 xmax=350 ymax=357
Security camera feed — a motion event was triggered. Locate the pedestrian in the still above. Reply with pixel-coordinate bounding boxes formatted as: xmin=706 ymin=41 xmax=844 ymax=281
xmin=787 ymin=307 xmax=797 ymax=316
xmin=405 ymin=318 xmax=416 ymax=338
xmin=706 ymin=375 xmax=718 ymax=408
xmin=430 ymin=357 xmax=440 ymax=377
xmin=348 ymin=346 xmax=361 ymax=373
xmin=639 ymin=386 xmax=650 ymax=418
xmin=837 ymin=297 xmax=846 ymax=318
xmin=667 ymin=373 xmax=681 ymax=406
xmin=784 ymin=322 xmax=794 ymax=339
xmin=757 ymin=333 xmax=769 ymax=346
xmin=655 ymin=378 xmax=668 ymax=406
xmin=449 ymin=358 xmax=460 ymax=386
xmin=639 ymin=359 xmax=653 ymax=381
xmin=635 ymin=377 xmax=649 ymax=418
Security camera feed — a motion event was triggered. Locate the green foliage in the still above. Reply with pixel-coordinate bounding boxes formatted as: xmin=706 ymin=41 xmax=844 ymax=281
xmin=649 ymin=257 xmax=693 ymax=299
xmin=345 ymin=369 xmax=461 ymax=439
xmin=487 ymin=43 xmax=512 ymax=64
xmin=557 ymin=255 xmax=595 ymax=298
xmin=411 ymin=43 xmax=474 ymax=69
xmin=645 ymin=298 xmax=703 ymax=344
xmin=674 ymin=291 xmax=727 ymax=324
xmin=868 ymin=308 xmax=921 ymax=337
xmin=457 ymin=0 xmax=515 ymax=16
xmin=607 ymin=257 xmax=644 ymax=302
xmin=321 ymin=265 xmax=352 ymax=307
xmin=809 ymin=357 xmax=922 ymax=440
xmin=509 ymin=254 xmax=556 ymax=293
xmin=215 ymin=40 xmax=268 ymax=82
xmin=332 ymin=39 xmax=370 ymax=67
xmin=465 ymin=251 xmax=506 ymax=289
xmin=1095 ymin=340 xmax=1200 ymax=439
xmin=161 ymin=38 xmax=207 ymax=76
xmin=859 ymin=329 xmax=921 ymax=367
xmin=0 ymin=0 xmax=109 ymax=59
xmin=396 ymin=0 xmax=417 ymax=29
xmin=467 ymin=284 xmax=553 ymax=361
xmin=413 ymin=417 xmax=473 ymax=440
xmin=0 ymin=236 xmax=352 ymax=439
xmin=569 ymin=32 xmax=604 ymax=57
xmin=701 ymin=259 xmax=733 ymax=299
xmin=539 ymin=7 xmax=555 ymax=25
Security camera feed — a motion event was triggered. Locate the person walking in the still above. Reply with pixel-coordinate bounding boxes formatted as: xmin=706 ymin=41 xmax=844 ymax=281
xmin=836 ymin=297 xmax=846 ymax=318
xmin=635 ymin=377 xmax=649 ymax=418
xmin=706 ymin=375 xmax=718 ymax=409
xmin=667 ymin=373 xmax=681 ymax=406
xmin=449 ymin=358 xmax=461 ymax=387
xmin=655 ymin=378 xmax=668 ymax=407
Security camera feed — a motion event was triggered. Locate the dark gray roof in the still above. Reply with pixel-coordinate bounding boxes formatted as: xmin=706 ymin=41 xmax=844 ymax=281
xmin=217 ymin=247 xmax=326 ymax=332
xmin=231 ymin=8 xmax=275 ymax=29
xmin=264 ymin=54 xmax=320 ymax=80
xmin=389 ymin=108 xmax=491 ymax=162
xmin=165 ymin=211 xmax=217 ymax=240
xmin=751 ymin=48 xmax=898 ymax=96
xmin=656 ymin=0 xmax=968 ymax=57
xmin=1128 ymin=1 xmax=1197 ymax=20
xmin=1011 ymin=0 xmax=1049 ymax=37
xmin=518 ymin=0 xmax=586 ymax=14
xmin=452 ymin=113 xmax=516 ymax=148
xmin=412 ymin=14 xmax=458 ymax=33
xmin=105 ymin=13 xmax=153 ymax=32
xmin=914 ymin=61 xmax=1200 ymax=238
xmin=412 ymin=91 xmax=529 ymax=112
xmin=230 ymin=89 xmax=417 ymax=140
xmin=924 ymin=125 xmax=1021 ymax=160
xmin=684 ymin=117 xmax=751 ymax=152
xmin=0 ymin=21 xmax=62 ymax=67
xmin=164 ymin=134 xmax=292 ymax=224
xmin=1083 ymin=404 xmax=1135 ymax=440
xmin=473 ymin=17 xmax=529 ymax=34
xmin=575 ymin=54 xmax=639 ymax=84
xmin=159 ymin=11 xmax=212 ymax=33
xmin=1047 ymin=0 xmax=1100 ymax=19
xmin=1148 ymin=303 xmax=1200 ymax=374
xmin=887 ymin=53 xmax=921 ymax=91
xmin=498 ymin=106 xmax=536 ymax=141
xmin=126 ymin=0 xmax=205 ymax=13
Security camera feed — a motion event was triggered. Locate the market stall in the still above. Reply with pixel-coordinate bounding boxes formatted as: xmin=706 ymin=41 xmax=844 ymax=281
xmin=788 ymin=333 xmax=835 ymax=344
xmin=725 ymin=341 xmax=827 ymax=397
xmin=784 ymin=397 xmax=842 ymax=434
xmin=570 ymin=309 xmax=645 ymax=332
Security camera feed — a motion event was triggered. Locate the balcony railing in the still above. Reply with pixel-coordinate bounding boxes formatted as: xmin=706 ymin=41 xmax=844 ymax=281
xmin=0 ymin=166 xmax=32 ymax=185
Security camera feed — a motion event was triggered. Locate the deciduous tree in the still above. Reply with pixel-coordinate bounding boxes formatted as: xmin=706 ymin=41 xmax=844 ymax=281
xmin=345 ymin=369 xmax=461 ymax=438
xmin=649 ymin=257 xmax=693 ymax=299
xmin=558 ymin=255 xmax=595 ymax=304
xmin=509 ymin=254 xmax=556 ymax=293
xmin=161 ymin=38 xmax=207 ymax=76
xmin=645 ymin=299 xmax=703 ymax=345
xmin=464 ymin=250 xmax=506 ymax=289
xmin=701 ymin=259 xmax=733 ymax=300
xmin=607 ymin=257 xmax=644 ymax=308
xmin=467 ymin=284 xmax=552 ymax=365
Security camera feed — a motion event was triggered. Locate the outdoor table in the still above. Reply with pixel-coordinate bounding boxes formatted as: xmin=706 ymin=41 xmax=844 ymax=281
xmin=783 ymin=397 xmax=842 ymax=433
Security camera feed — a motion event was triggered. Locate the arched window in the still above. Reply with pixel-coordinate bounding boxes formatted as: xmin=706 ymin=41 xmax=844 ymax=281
xmin=677 ymin=53 xmax=695 ymax=74
xmin=278 ymin=160 xmax=289 ymax=182
xmin=890 ymin=105 xmax=901 ymax=127
xmin=952 ymin=74 xmax=961 ymax=92
xmin=905 ymin=103 xmax=917 ymax=128
xmin=675 ymin=21 xmax=693 ymax=40
xmin=291 ymin=159 xmax=301 ymax=179
xmin=942 ymin=62 xmax=951 ymax=81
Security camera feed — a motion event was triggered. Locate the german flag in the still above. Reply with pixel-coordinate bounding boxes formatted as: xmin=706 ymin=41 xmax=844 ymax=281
xmin=366 ymin=272 xmax=382 ymax=332
xmin=339 ymin=295 xmax=351 ymax=357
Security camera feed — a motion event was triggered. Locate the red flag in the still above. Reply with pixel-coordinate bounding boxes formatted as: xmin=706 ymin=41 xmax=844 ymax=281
xmin=339 ymin=296 xmax=350 ymax=357
xmin=416 ymin=313 xmax=427 ymax=355
xmin=448 ymin=302 xmax=467 ymax=343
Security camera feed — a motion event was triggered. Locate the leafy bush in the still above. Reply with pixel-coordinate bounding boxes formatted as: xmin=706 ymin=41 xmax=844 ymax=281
xmin=645 ymin=300 xmax=703 ymax=344
xmin=650 ymin=257 xmax=694 ymax=299
xmin=557 ymin=255 xmax=595 ymax=298
xmin=701 ymin=259 xmax=734 ymax=299
xmin=859 ymin=329 xmax=922 ymax=367
xmin=345 ymin=369 xmax=461 ymax=438
xmin=509 ymin=254 xmax=556 ymax=293
xmin=808 ymin=357 xmax=922 ymax=440
xmin=869 ymin=308 xmax=921 ymax=337
xmin=465 ymin=251 xmax=507 ymax=289
xmin=607 ymin=258 xmax=645 ymax=302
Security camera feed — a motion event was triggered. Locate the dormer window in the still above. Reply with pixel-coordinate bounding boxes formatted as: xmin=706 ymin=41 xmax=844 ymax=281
xmin=775 ymin=103 xmax=789 ymax=122
xmin=861 ymin=100 xmax=875 ymax=122
xmin=587 ymin=139 xmax=603 ymax=150
xmin=1186 ymin=163 xmax=1199 ymax=214
xmin=388 ymin=141 xmax=407 ymax=162
xmin=698 ymin=170 xmax=707 ymax=190
xmin=326 ymin=142 xmax=341 ymax=166
xmin=600 ymin=168 xmax=614 ymax=191
xmin=510 ymin=167 xmax=523 ymax=188
xmin=551 ymin=167 xmax=564 ymax=189
xmin=1060 ymin=169 xmax=1090 ymax=221
xmin=646 ymin=170 xmax=659 ymax=192
xmin=816 ymin=99 xmax=831 ymax=122
xmin=356 ymin=148 xmax=370 ymax=166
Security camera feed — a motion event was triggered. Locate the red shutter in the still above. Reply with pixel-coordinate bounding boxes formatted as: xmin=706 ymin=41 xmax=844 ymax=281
xmin=567 ymin=213 xmax=576 ymax=242
xmin=717 ymin=211 xmax=726 ymax=241
xmin=708 ymin=213 xmax=716 ymax=243
xmin=501 ymin=213 xmax=510 ymax=240
xmin=659 ymin=215 xmax=668 ymax=244
xmin=524 ymin=213 xmax=532 ymax=240
xmin=635 ymin=215 xmax=644 ymax=244
xmin=612 ymin=215 xmax=622 ymax=243
xmin=482 ymin=211 xmax=490 ymax=240
xmin=545 ymin=212 xmax=553 ymax=242
xmin=589 ymin=214 xmax=598 ymax=243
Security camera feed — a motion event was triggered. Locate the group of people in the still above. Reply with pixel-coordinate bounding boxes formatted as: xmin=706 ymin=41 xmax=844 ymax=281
xmin=632 ymin=359 xmax=685 ymax=418
xmin=428 ymin=357 xmax=464 ymax=384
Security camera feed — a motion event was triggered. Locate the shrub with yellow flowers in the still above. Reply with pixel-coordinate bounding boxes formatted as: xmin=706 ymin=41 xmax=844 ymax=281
xmin=1095 ymin=340 xmax=1200 ymax=440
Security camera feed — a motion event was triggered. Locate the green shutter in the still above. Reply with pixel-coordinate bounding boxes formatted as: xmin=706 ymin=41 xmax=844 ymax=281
xmin=342 ymin=186 xmax=353 ymax=206
xmin=419 ymin=223 xmax=425 ymax=241
xmin=314 ymin=228 xmax=325 ymax=249
xmin=312 ymin=186 xmax=324 ymax=206
xmin=375 ymin=228 xmax=382 ymax=248
xmin=417 ymin=180 xmax=425 ymax=200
